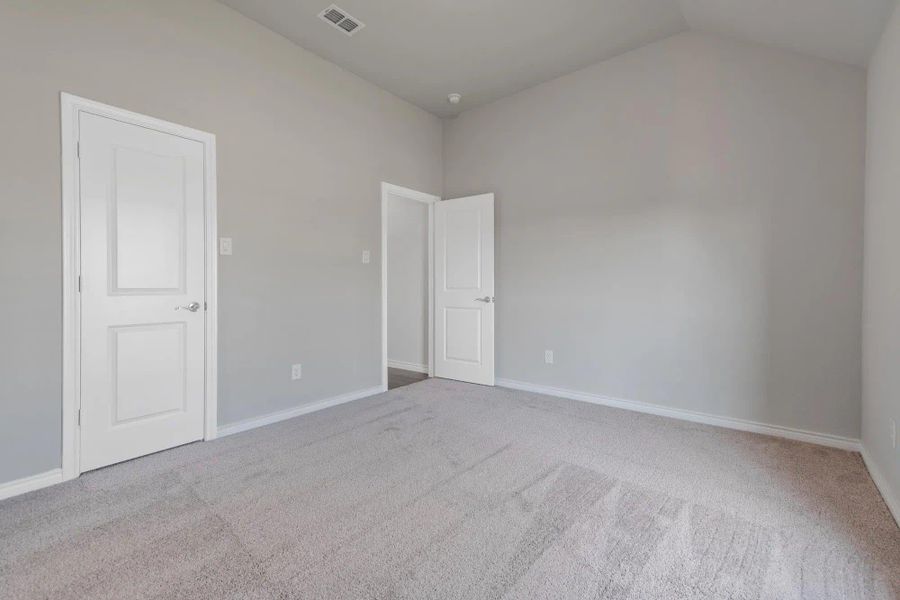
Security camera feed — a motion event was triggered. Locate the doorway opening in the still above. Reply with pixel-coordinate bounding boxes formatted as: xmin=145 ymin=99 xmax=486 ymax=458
xmin=381 ymin=183 xmax=438 ymax=390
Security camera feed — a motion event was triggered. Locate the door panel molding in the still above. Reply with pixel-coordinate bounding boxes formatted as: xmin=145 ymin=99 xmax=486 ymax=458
xmin=61 ymin=93 xmax=218 ymax=481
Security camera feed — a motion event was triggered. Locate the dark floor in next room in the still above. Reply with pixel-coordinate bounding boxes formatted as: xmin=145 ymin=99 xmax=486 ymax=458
xmin=388 ymin=367 xmax=428 ymax=390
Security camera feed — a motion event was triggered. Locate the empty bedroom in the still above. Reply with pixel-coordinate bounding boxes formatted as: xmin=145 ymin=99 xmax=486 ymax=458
xmin=1 ymin=1 xmax=899 ymax=598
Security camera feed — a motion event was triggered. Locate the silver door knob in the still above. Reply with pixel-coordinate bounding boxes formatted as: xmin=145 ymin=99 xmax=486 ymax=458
xmin=175 ymin=302 xmax=201 ymax=312
xmin=475 ymin=296 xmax=494 ymax=303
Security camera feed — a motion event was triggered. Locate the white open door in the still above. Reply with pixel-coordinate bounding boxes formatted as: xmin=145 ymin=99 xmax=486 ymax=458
xmin=434 ymin=194 xmax=495 ymax=385
xmin=78 ymin=111 xmax=207 ymax=472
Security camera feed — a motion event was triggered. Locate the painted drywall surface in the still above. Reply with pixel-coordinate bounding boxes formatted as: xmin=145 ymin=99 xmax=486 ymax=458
xmin=444 ymin=32 xmax=866 ymax=438
xmin=386 ymin=195 xmax=429 ymax=369
xmin=0 ymin=0 xmax=441 ymax=484
xmin=863 ymin=2 xmax=900 ymax=512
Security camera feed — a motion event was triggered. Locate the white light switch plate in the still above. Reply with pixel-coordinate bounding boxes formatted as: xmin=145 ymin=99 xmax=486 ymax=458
xmin=291 ymin=364 xmax=302 ymax=380
xmin=362 ymin=250 xmax=371 ymax=264
xmin=219 ymin=237 xmax=233 ymax=256
xmin=544 ymin=350 xmax=554 ymax=364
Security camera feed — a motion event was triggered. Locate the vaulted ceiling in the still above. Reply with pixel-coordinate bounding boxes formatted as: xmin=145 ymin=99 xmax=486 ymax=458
xmin=219 ymin=0 xmax=896 ymax=116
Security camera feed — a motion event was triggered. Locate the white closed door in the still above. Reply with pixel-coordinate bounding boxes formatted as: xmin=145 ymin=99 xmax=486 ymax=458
xmin=79 ymin=112 xmax=206 ymax=472
xmin=434 ymin=194 xmax=495 ymax=385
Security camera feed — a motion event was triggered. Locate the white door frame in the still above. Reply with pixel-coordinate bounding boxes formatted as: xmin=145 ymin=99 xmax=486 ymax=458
xmin=60 ymin=93 xmax=218 ymax=481
xmin=381 ymin=182 xmax=439 ymax=389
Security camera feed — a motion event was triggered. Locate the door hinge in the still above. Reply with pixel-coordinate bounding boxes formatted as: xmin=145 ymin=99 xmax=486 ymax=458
xmin=77 ymin=275 xmax=82 ymax=292
xmin=76 ymin=409 xmax=81 ymax=426
xmin=76 ymin=141 xmax=80 ymax=159
xmin=204 ymin=301 xmax=208 ymax=311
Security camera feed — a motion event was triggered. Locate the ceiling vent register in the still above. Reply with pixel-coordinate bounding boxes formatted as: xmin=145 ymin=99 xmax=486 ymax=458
xmin=318 ymin=4 xmax=365 ymax=37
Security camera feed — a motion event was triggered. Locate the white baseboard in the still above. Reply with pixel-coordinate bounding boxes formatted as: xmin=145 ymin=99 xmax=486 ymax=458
xmin=861 ymin=446 xmax=900 ymax=528
xmin=217 ymin=385 xmax=386 ymax=438
xmin=0 ymin=386 xmax=386 ymax=502
xmin=0 ymin=468 xmax=64 ymax=502
xmin=496 ymin=378 xmax=861 ymax=452
xmin=387 ymin=360 xmax=429 ymax=374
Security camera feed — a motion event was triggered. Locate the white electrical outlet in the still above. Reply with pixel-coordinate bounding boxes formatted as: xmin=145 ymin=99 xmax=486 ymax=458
xmin=891 ymin=418 xmax=896 ymax=450
xmin=362 ymin=250 xmax=371 ymax=264
xmin=219 ymin=237 xmax=233 ymax=255
xmin=544 ymin=350 xmax=554 ymax=364
xmin=291 ymin=364 xmax=302 ymax=380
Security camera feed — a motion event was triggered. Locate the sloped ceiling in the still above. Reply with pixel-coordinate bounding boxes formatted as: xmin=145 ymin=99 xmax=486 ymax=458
xmin=679 ymin=0 xmax=894 ymax=68
xmin=219 ymin=0 xmax=896 ymax=116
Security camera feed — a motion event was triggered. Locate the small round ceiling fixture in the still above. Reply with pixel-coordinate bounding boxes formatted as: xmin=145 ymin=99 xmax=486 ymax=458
xmin=447 ymin=93 xmax=462 ymax=105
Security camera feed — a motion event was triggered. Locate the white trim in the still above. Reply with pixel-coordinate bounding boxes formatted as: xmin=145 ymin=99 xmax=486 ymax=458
xmin=381 ymin=183 xmax=439 ymax=390
xmin=387 ymin=359 xmax=429 ymax=374
xmin=203 ymin=120 xmax=219 ymax=443
xmin=61 ymin=94 xmax=80 ymax=481
xmin=60 ymin=93 xmax=218 ymax=481
xmin=217 ymin=386 xmax=385 ymax=438
xmin=0 ymin=469 xmax=64 ymax=502
xmin=497 ymin=378 xmax=861 ymax=452
xmin=861 ymin=446 xmax=900 ymax=527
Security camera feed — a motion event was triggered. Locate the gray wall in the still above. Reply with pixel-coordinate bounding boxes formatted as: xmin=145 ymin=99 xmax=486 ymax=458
xmin=386 ymin=195 xmax=429 ymax=369
xmin=0 ymin=4 xmax=874 ymax=489
xmin=863 ymin=2 xmax=900 ymax=511
xmin=0 ymin=0 xmax=441 ymax=484
xmin=443 ymin=32 xmax=866 ymax=439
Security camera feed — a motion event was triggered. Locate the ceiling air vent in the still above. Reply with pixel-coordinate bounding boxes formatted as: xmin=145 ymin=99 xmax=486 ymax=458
xmin=318 ymin=4 xmax=365 ymax=37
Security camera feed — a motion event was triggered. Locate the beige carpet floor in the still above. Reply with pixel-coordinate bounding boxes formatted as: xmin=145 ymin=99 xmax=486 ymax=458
xmin=1 ymin=378 xmax=898 ymax=599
